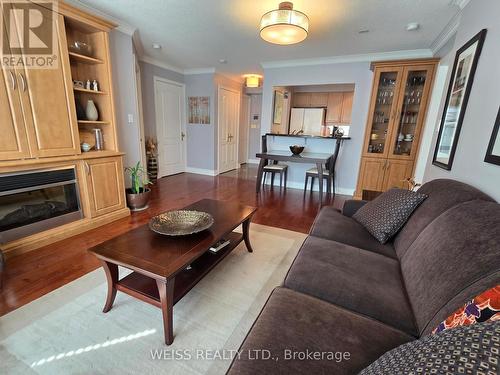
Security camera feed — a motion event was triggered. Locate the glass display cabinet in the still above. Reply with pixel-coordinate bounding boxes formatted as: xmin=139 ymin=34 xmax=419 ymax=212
xmin=355 ymin=60 xmax=438 ymax=199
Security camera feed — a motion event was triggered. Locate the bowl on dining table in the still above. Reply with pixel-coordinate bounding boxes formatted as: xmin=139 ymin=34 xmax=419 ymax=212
xmin=289 ymin=145 xmax=305 ymax=155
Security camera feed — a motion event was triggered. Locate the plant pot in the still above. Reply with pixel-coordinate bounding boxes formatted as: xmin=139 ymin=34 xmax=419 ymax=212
xmin=126 ymin=188 xmax=151 ymax=211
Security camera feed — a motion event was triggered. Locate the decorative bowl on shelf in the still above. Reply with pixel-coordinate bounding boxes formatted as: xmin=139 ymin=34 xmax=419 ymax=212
xmin=69 ymin=41 xmax=92 ymax=56
xmin=289 ymin=145 xmax=305 ymax=155
xmin=149 ymin=210 xmax=214 ymax=236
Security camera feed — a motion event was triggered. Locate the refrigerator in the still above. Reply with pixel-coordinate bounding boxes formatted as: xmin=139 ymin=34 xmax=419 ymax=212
xmin=289 ymin=108 xmax=326 ymax=136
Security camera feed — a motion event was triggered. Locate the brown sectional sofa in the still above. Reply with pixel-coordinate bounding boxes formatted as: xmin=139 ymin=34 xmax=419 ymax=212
xmin=228 ymin=179 xmax=500 ymax=374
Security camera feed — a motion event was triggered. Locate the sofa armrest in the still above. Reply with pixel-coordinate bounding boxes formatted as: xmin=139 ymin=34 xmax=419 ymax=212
xmin=341 ymin=200 xmax=368 ymax=217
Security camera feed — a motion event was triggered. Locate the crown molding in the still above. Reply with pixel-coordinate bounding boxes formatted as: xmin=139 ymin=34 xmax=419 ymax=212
xmin=64 ymin=0 xmax=136 ymax=35
xmin=430 ymin=0 xmax=470 ymax=55
xmin=261 ymin=49 xmax=433 ymax=69
xmin=139 ymin=56 xmax=184 ymax=74
xmin=184 ymin=68 xmax=216 ymax=75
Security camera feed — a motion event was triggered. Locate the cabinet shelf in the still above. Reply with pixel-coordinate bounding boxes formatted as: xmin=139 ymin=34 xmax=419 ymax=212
xmin=78 ymin=120 xmax=110 ymax=125
xmin=68 ymin=52 xmax=103 ymax=64
xmin=73 ymin=87 xmax=106 ymax=95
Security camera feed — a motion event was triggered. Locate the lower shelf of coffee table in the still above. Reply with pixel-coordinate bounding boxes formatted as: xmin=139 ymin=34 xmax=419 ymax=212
xmin=115 ymin=231 xmax=244 ymax=306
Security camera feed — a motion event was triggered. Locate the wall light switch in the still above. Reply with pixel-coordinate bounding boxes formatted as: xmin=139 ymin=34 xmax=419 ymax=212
xmin=127 ymin=114 xmax=134 ymax=124
xmin=250 ymin=124 xmax=257 ymax=129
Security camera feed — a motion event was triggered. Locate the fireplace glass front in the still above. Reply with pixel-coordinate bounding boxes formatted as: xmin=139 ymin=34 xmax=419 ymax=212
xmin=0 ymin=168 xmax=83 ymax=244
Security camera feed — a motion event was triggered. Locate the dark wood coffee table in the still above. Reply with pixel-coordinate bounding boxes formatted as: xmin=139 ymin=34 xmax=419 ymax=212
xmin=89 ymin=199 xmax=257 ymax=345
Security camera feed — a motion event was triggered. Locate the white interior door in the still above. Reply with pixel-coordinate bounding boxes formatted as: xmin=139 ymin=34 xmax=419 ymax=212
xmin=218 ymin=87 xmax=240 ymax=173
xmin=154 ymin=78 xmax=185 ymax=177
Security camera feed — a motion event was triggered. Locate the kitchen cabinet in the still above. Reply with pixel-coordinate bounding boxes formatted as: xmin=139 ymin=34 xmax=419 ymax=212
xmin=309 ymin=93 xmax=329 ymax=107
xmin=292 ymin=93 xmax=311 ymax=107
xmin=83 ymin=157 xmax=126 ymax=218
xmin=3 ymin=2 xmax=79 ymax=159
xmin=354 ymin=59 xmax=438 ymax=199
xmin=325 ymin=93 xmax=343 ymax=123
xmin=340 ymin=91 xmax=354 ymax=124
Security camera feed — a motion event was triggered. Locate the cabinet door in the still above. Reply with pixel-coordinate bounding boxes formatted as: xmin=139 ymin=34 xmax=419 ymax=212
xmin=362 ymin=67 xmax=404 ymax=158
xmin=383 ymin=160 xmax=414 ymax=190
xmin=84 ymin=157 xmax=126 ymax=217
xmin=9 ymin=4 xmax=79 ymax=158
xmin=0 ymin=15 xmax=30 ymax=160
xmin=325 ymin=93 xmax=343 ymax=123
xmin=356 ymin=157 xmax=386 ymax=196
xmin=293 ymin=93 xmax=311 ymax=107
xmin=388 ymin=65 xmax=435 ymax=160
xmin=340 ymin=91 xmax=354 ymax=124
xmin=309 ymin=93 xmax=328 ymax=107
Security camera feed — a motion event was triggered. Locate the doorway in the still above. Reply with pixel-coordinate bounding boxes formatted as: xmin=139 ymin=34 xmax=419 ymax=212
xmin=154 ymin=77 xmax=186 ymax=177
xmin=239 ymin=95 xmax=250 ymax=165
xmin=218 ymin=86 xmax=240 ymax=173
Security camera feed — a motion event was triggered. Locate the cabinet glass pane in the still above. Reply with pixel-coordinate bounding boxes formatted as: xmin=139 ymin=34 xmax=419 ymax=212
xmin=392 ymin=70 xmax=428 ymax=156
xmin=367 ymin=72 xmax=398 ymax=154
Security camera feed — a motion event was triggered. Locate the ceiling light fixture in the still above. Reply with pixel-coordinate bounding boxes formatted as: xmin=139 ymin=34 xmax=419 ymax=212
xmin=243 ymin=74 xmax=262 ymax=88
xmin=406 ymin=22 xmax=420 ymax=31
xmin=260 ymin=2 xmax=309 ymax=45
xmin=152 ymin=43 xmax=162 ymax=49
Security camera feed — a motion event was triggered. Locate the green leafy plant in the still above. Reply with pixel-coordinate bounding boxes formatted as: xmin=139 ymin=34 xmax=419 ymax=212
xmin=125 ymin=161 xmax=151 ymax=194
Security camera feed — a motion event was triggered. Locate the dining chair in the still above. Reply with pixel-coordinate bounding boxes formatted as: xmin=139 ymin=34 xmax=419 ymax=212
xmin=304 ymin=139 xmax=341 ymax=196
xmin=261 ymin=135 xmax=288 ymax=189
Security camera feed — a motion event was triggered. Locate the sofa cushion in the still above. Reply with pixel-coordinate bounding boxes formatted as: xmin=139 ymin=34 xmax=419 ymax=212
xmin=227 ymin=287 xmax=414 ymax=375
xmin=432 ymin=285 xmax=500 ymax=334
xmin=284 ymin=236 xmax=418 ymax=336
xmin=310 ymin=206 xmax=397 ymax=259
xmin=360 ymin=320 xmax=500 ymax=375
xmin=394 ymin=178 xmax=494 ymax=259
xmin=401 ymin=200 xmax=500 ymax=336
xmin=353 ymin=188 xmax=427 ymax=244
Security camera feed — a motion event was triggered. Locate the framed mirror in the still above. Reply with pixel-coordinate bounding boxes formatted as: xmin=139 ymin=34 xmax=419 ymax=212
xmin=432 ymin=29 xmax=487 ymax=170
xmin=484 ymin=106 xmax=500 ymax=166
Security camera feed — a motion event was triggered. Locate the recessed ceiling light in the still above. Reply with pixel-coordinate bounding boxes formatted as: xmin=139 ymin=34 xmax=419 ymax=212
xmin=406 ymin=22 xmax=420 ymax=31
xmin=358 ymin=29 xmax=370 ymax=34
xmin=219 ymin=59 xmax=227 ymax=64
xmin=152 ymin=43 xmax=162 ymax=49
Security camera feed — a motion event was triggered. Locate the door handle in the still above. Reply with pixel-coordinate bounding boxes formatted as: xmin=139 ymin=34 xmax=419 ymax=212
xmin=18 ymin=73 xmax=27 ymax=92
xmin=181 ymin=132 xmax=185 ymax=141
xmin=9 ymin=71 xmax=16 ymax=90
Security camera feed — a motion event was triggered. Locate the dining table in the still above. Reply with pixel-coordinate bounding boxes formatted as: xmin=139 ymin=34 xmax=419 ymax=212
xmin=255 ymin=150 xmax=334 ymax=206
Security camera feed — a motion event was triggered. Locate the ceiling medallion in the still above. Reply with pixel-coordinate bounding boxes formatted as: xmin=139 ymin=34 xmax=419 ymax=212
xmin=260 ymin=2 xmax=309 ymax=45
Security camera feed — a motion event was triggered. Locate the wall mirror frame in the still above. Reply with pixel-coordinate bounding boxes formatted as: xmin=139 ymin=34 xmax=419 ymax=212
xmin=484 ymin=106 xmax=500 ymax=166
xmin=432 ymin=29 xmax=487 ymax=170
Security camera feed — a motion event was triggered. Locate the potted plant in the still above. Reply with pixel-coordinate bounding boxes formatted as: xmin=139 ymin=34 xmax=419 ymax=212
xmin=125 ymin=162 xmax=151 ymax=211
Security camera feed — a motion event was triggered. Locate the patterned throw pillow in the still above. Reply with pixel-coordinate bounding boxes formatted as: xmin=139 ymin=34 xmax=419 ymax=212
xmin=433 ymin=285 xmax=500 ymax=334
xmin=359 ymin=320 xmax=500 ymax=375
xmin=353 ymin=188 xmax=427 ymax=244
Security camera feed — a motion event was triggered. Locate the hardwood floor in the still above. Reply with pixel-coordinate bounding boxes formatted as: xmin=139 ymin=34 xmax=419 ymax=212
xmin=0 ymin=165 xmax=348 ymax=316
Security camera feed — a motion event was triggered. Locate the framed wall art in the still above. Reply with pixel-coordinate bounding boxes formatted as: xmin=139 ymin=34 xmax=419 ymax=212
xmin=188 ymin=96 xmax=210 ymax=124
xmin=484 ymin=106 xmax=500 ymax=166
xmin=432 ymin=29 xmax=487 ymax=170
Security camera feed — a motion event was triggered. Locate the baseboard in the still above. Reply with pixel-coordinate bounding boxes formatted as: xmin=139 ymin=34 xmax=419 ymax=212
xmin=263 ymin=179 xmax=355 ymax=196
xmin=185 ymin=167 xmax=218 ymax=176
xmin=246 ymin=159 xmax=260 ymax=164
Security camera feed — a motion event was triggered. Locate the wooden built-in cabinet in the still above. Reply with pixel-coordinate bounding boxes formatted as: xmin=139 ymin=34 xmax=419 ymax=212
xmin=354 ymin=59 xmax=439 ymax=199
xmin=83 ymin=157 xmax=126 ymax=218
xmin=0 ymin=2 xmax=129 ymax=258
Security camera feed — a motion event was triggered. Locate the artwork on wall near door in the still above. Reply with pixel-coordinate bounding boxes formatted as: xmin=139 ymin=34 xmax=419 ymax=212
xmin=273 ymin=90 xmax=284 ymax=125
xmin=188 ymin=96 xmax=210 ymax=124
xmin=432 ymin=29 xmax=487 ymax=170
xmin=484 ymin=106 xmax=500 ymax=166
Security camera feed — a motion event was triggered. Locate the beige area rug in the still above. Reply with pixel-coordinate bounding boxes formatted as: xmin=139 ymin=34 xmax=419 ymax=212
xmin=0 ymin=224 xmax=306 ymax=375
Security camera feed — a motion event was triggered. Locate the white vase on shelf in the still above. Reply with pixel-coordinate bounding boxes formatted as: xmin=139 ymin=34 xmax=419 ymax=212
xmin=86 ymin=100 xmax=98 ymax=121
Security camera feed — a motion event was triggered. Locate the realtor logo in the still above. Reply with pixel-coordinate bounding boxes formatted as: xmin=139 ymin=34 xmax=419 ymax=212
xmin=1 ymin=0 xmax=58 ymax=69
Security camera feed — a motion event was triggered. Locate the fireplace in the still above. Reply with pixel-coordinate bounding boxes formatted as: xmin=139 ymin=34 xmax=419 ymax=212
xmin=0 ymin=168 xmax=83 ymax=244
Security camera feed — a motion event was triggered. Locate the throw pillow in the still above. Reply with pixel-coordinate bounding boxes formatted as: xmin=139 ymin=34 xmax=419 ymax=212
xmin=353 ymin=188 xmax=427 ymax=244
xmin=359 ymin=320 xmax=500 ymax=375
xmin=433 ymin=285 xmax=500 ymax=334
